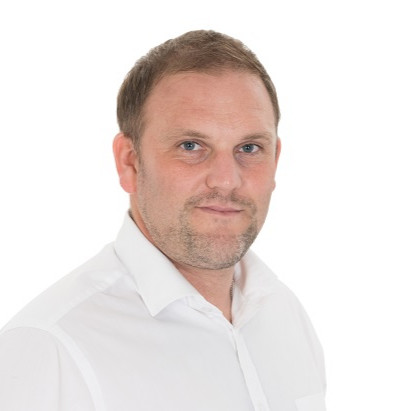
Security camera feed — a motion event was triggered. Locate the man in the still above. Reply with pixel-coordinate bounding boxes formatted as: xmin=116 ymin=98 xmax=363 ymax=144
xmin=0 ymin=31 xmax=326 ymax=410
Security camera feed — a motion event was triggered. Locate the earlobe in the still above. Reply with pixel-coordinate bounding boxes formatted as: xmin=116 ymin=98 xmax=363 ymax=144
xmin=113 ymin=133 xmax=138 ymax=194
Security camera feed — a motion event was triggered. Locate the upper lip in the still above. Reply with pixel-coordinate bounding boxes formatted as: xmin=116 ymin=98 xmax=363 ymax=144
xmin=197 ymin=204 xmax=242 ymax=212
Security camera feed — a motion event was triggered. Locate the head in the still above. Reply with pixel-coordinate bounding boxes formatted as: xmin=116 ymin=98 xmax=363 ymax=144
xmin=114 ymin=31 xmax=281 ymax=272
xmin=117 ymin=30 xmax=280 ymax=148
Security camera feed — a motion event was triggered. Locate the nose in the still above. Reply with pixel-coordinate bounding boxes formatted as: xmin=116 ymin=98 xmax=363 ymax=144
xmin=205 ymin=152 xmax=242 ymax=191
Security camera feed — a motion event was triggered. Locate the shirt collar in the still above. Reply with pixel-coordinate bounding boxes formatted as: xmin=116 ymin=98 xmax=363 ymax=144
xmin=232 ymin=249 xmax=279 ymax=327
xmin=114 ymin=212 xmax=201 ymax=317
xmin=114 ymin=212 xmax=279 ymax=323
xmin=236 ymin=249 xmax=278 ymax=299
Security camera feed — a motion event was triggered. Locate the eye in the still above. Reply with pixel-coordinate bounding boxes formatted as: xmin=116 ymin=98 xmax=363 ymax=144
xmin=180 ymin=141 xmax=201 ymax=151
xmin=239 ymin=143 xmax=259 ymax=153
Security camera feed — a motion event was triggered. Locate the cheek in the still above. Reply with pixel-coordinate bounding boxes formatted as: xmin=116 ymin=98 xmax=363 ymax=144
xmin=263 ymin=164 xmax=277 ymax=194
xmin=246 ymin=172 xmax=276 ymax=221
xmin=247 ymin=165 xmax=276 ymax=195
xmin=139 ymin=162 xmax=195 ymax=210
xmin=162 ymin=163 xmax=205 ymax=195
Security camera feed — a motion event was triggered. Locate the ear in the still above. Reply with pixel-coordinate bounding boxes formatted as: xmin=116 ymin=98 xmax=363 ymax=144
xmin=272 ymin=137 xmax=282 ymax=191
xmin=275 ymin=137 xmax=281 ymax=167
xmin=113 ymin=133 xmax=139 ymax=194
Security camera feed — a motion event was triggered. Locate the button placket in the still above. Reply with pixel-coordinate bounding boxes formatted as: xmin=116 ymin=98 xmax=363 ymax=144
xmin=231 ymin=328 xmax=271 ymax=411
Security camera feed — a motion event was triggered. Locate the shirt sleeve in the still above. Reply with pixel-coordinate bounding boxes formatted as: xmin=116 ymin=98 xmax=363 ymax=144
xmin=0 ymin=327 xmax=94 ymax=411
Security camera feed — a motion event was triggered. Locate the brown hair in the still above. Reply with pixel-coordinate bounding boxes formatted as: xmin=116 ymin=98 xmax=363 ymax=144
xmin=117 ymin=30 xmax=280 ymax=146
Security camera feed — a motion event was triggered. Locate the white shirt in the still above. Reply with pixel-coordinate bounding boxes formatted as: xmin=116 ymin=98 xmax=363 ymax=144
xmin=0 ymin=213 xmax=326 ymax=411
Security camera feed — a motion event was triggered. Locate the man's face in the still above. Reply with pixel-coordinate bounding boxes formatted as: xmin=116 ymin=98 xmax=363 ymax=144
xmin=129 ymin=70 xmax=280 ymax=271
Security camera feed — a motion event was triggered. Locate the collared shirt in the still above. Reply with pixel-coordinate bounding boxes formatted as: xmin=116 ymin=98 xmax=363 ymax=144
xmin=0 ymin=213 xmax=326 ymax=411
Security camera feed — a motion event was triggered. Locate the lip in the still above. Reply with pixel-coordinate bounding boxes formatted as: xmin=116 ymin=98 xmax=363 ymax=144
xmin=196 ymin=205 xmax=243 ymax=216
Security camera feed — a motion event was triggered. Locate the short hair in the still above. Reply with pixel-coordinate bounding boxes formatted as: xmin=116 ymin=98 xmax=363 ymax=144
xmin=117 ymin=30 xmax=280 ymax=147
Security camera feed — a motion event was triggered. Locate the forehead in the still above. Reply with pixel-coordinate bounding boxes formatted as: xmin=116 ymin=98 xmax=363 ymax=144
xmin=142 ymin=71 xmax=277 ymax=130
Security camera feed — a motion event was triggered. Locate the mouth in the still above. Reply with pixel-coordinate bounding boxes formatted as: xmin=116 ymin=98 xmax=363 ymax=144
xmin=196 ymin=205 xmax=243 ymax=216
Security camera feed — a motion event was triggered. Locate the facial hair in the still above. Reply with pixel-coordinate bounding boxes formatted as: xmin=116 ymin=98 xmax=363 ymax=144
xmin=139 ymin=189 xmax=259 ymax=271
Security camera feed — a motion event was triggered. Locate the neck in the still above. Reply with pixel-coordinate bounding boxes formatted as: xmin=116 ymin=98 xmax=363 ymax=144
xmin=173 ymin=262 xmax=234 ymax=323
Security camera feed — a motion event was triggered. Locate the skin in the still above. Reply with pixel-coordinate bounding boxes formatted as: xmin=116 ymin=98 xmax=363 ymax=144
xmin=113 ymin=70 xmax=281 ymax=322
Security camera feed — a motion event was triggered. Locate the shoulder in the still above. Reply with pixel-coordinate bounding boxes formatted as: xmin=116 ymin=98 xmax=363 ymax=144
xmin=0 ymin=243 xmax=132 ymax=409
xmin=0 ymin=326 xmax=95 ymax=410
xmin=1 ymin=242 xmax=130 ymax=334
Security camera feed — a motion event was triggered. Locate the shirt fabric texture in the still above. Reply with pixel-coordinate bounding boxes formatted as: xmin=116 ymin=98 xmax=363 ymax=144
xmin=0 ymin=213 xmax=326 ymax=411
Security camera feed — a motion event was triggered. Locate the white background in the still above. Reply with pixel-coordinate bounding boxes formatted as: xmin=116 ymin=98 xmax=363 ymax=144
xmin=1 ymin=1 xmax=410 ymax=409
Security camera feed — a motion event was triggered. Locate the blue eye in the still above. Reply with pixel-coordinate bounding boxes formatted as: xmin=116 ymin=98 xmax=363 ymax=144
xmin=181 ymin=141 xmax=200 ymax=151
xmin=240 ymin=144 xmax=259 ymax=153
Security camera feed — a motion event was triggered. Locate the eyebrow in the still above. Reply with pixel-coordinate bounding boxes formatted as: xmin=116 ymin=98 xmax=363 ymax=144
xmin=164 ymin=129 xmax=276 ymax=144
xmin=239 ymin=132 xmax=275 ymax=144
